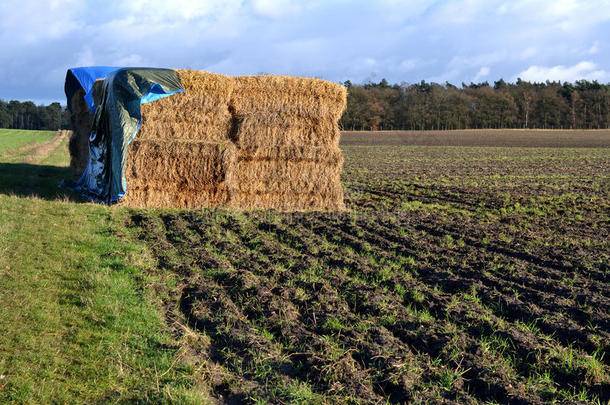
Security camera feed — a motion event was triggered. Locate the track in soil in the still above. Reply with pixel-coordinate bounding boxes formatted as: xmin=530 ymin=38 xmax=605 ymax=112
xmin=126 ymin=132 xmax=609 ymax=404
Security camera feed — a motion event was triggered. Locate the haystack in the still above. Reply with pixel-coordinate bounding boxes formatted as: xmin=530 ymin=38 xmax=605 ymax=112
xmin=68 ymin=88 xmax=93 ymax=176
xmin=138 ymin=70 xmax=234 ymax=142
xmin=227 ymin=75 xmax=346 ymax=210
xmin=121 ymin=139 xmax=236 ymax=209
xmin=68 ymin=68 xmax=347 ymax=211
xmin=230 ymin=75 xmax=345 ymax=150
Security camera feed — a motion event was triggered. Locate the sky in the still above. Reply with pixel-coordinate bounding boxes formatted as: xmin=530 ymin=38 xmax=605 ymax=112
xmin=1 ymin=0 xmax=610 ymax=105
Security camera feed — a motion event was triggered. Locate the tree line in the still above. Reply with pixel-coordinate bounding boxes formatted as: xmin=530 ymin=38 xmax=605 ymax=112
xmin=340 ymin=78 xmax=610 ymax=130
xmin=3 ymin=78 xmax=610 ymax=131
xmin=0 ymin=100 xmax=71 ymax=131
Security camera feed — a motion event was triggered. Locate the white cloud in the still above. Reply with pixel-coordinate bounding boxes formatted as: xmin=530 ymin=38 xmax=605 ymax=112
xmin=517 ymin=61 xmax=610 ymax=82
xmin=429 ymin=0 xmax=490 ymax=24
xmin=0 ymin=0 xmax=84 ymax=44
xmin=2 ymin=0 xmax=610 ymax=103
xmin=251 ymin=0 xmax=303 ymax=18
xmin=473 ymin=66 xmax=490 ymax=82
xmin=123 ymin=0 xmax=243 ymax=22
xmin=374 ymin=0 xmax=432 ymax=22
xmin=497 ymin=0 xmax=610 ymax=31
xmin=448 ymin=52 xmax=506 ymax=69
xmin=115 ymin=54 xmax=146 ymax=66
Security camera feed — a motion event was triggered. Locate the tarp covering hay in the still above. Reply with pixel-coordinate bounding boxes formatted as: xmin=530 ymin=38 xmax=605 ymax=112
xmin=64 ymin=67 xmax=347 ymax=211
xmin=68 ymin=79 xmax=105 ymax=176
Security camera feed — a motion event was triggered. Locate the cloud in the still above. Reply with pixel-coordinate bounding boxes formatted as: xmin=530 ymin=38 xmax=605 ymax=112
xmin=496 ymin=0 xmax=610 ymax=30
xmin=516 ymin=61 xmax=610 ymax=83
xmin=473 ymin=66 xmax=490 ymax=82
xmin=429 ymin=0 xmax=489 ymax=25
xmin=251 ymin=0 xmax=304 ymax=18
xmin=0 ymin=0 xmax=84 ymax=44
xmin=2 ymin=0 xmax=610 ymax=104
xmin=122 ymin=0 xmax=227 ymax=21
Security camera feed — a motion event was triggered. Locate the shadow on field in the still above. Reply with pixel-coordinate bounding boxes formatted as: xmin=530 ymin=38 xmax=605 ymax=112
xmin=0 ymin=162 xmax=84 ymax=202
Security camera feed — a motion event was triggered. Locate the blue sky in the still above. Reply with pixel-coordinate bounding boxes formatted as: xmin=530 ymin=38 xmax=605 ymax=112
xmin=1 ymin=0 xmax=610 ymax=105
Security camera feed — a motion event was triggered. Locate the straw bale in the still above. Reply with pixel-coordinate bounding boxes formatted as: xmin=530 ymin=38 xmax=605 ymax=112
xmin=68 ymin=88 xmax=93 ymax=176
xmin=138 ymin=69 xmax=234 ymax=142
xmin=229 ymin=146 xmax=342 ymax=194
xmin=121 ymin=139 xmax=236 ymax=208
xmin=68 ymin=69 xmax=348 ymax=211
xmin=175 ymin=69 xmax=234 ymax=108
xmin=236 ymin=144 xmax=343 ymax=162
xmin=230 ymin=75 xmax=347 ymax=121
xmin=232 ymin=113 xmax=341 ymax=149
xmin=125 ymin=139 xmax=236 ymax=189
xmin=121 ymin=185 xmax=230 ymax=209
xmin=230 ymin=160 xmax=341 ymax=194
xmin=138 ymin=109 xmax=232 ymax=142
xmin=92 ymin=79 xmax=105 ymax=107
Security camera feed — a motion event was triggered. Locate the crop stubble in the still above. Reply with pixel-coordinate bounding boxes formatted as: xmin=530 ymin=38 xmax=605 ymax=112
xmin=126 ymin=131 xmax=609 ymax=404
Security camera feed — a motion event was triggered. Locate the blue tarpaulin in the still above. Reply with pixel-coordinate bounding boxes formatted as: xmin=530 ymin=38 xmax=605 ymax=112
xmin=64 ymin=66 xmax=122 ymax=113
xmin=62 ymin=67 xmax=184 ymax=203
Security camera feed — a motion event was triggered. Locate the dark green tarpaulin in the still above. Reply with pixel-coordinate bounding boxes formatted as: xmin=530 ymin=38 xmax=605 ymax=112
xmin=67 ymin=68 xmax=183 ymax=203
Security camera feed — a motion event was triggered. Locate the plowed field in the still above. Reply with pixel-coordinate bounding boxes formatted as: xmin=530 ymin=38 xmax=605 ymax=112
xmin=126 ymin=131 xmax=610 ymax=404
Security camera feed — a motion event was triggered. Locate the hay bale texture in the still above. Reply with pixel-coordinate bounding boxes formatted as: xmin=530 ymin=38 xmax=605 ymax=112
xmin=138 ymin=70 xmax=234 ymax=142
xmin=68 ymin=88 xmax=93 ymax=177
xmin=121 ymin=139 xmax=236 ymax=209
xmin=227 ymin=75 xmax=346 ymax=210
xmin=71 ymin=69 xmax=347 ymax=210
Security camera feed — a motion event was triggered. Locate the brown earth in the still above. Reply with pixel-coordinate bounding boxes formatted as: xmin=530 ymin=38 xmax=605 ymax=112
xmin=125 ymin=130 xmax=610 ymax=404
xmin=341 ymin=129 xmax=610 ymax=148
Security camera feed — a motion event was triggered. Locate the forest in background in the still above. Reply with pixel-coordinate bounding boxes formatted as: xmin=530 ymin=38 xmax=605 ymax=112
xmin=340 ymin=79 xmax=610 ymax=130
xmin=2 ymin=79 xmax=610 ymax=131
xmin=0 ymin=100 xmax=71 ymax=131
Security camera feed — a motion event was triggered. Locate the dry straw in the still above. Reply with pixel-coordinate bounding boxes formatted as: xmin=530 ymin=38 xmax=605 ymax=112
xmin=122 ymin=139 xmax=236 ymax=208
xmin=230 ymin=75 xmax=347 ymax=121
xmin=123 ymin=186 xmax=231 ymax=209
xmin=230 ymin=147 xmax=343 ymax=194
xmin=138 ymin=70 xmax=234 ymax=142
xmin=69 ymin=69 xmax=347 ymax=211
xmin=231 ymin=113 xmax=342 ymax=150
xmin=68 ymin=89 xmax=93 ymax=177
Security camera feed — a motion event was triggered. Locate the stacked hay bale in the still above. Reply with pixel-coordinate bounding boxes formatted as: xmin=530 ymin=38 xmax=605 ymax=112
xmin=71 ymin=69 xmax=347 ymax=211
xmin=227 ymin=75 xmax=346 ymax=210
xmin=123 ymin=140 xmax=236 ymax=208
xmin=68 ymin=88 xmax=93 ymax=176
xmin=122 ymin=70 xmax=237 ymax=208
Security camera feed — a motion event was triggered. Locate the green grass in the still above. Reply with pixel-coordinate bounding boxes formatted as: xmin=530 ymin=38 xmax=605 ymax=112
xmin=0 ymin=130 xmax=207 ymax=403
xmin=1 ymin=129 xmax=609 ymax=403
xmin=0 ymin=129 xmax=56 ymax=154
xmin=40 ymin=136 xmax=70 ymax=166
